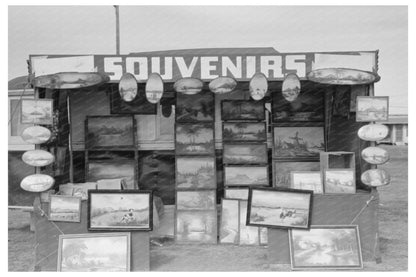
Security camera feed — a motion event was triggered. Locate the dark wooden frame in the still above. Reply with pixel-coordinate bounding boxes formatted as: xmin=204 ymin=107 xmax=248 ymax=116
xmin=20 ymin=98 xmax=54 ymax=125
xmin=224 ymin=165 xmax=269 ymax=187
xmin=175 ymin=122 xmax=215 ymax=156
xmin=223 ymin=143 xmax=268 ymax=165
xmin=87 ymin=190 xmax=153 ymax=231
xmin=219 ymin=198 xmax=240 ymax=245
xmin=247 ymin=187 xmax=313 ymax=230
xmin=221 ymin=100 xmax=265 ymax=121
xmin=48 ymin=195 xmax=82 ymax=223
xmin=175 ymin=91 xmax=215 ymax=123
xmin=222 ymin=122 xmax=267 ymax=142
xmin=175 ymin=156 xmax=217 ymax=190
xmin=356 ymin=96 xmax=389 ymax=122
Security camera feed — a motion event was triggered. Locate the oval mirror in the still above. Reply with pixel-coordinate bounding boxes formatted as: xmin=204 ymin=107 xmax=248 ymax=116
xmin=174 ymin=78 xmax=203 ymax=95
xmin=146 ymin=73 xmax=164 ymax=104
xmin=249 ymin=73 xmax=268 ymax=100
xmin=361 ymin=169 xmax=391 ymax=187
xmin=361 ymin=146 xmax=390 ymax=165
xmin=209 ymin=77 xmax=237 ymax=94
xmin=20 ymin=174 xmax=55 ymax=192
xmin=21 ymin=126 xmax=51 ymax=144
xmin=282 ymin=73 xmax=301 ymax=102
xmin=22 ymin=150 xmax=55 ymax=167
xmin=357 ymin=124 xmax=389 ymax=142
xmin=119 ymin=73 xmax=138 ymax=102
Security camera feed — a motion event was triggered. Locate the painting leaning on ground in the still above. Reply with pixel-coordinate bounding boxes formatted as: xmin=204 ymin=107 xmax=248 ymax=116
xmin=49 ymin=195 xmax=81 ymax=222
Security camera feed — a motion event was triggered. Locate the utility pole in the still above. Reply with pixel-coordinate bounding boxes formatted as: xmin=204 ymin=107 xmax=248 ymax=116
xmin=114 ymin=5 xmax=120 ymax=55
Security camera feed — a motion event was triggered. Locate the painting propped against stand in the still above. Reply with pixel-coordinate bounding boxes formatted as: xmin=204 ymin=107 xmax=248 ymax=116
xmin=176 ymin=92 xmax=214 ymax=122
xmin=222 ymin=122 xmax=267 ymax=142
xmin=176 ymin=123 xmax=214 ymax=155
xmin=176 ymin=157 xmax=216 ymax=189
xmin=221 ymin=100 xmax=265 ymax=121
xmin=175 ymin=210 xmax=217 ymax=244
xmin=223 ymin=144 xmax=268 ymax=164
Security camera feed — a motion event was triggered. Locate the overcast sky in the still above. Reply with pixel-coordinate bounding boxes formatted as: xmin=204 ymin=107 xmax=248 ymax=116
xmin=8 ymin=5 xmax=408 ymax=114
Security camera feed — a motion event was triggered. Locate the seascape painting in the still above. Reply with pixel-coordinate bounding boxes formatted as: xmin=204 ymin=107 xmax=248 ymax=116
xmin=87 ymin=160 xmax=136 ymax=190
xmin=176 ymin=92 xmax=215 ymax=122
xmin=224 ymin=188 xmax=249 ymax=200
xmin=356 ymin=96 xmax=389 ymax=122
xmin=49 ymin=195 xmax=81 ymax=222
xmin=21 ymin=99 xmax=53 ymax=125
xmin=289 ymin=226 xmax=363 ymax=269
xmin=219 ymin=199 xmax=240 ymax=244
xmin=176 ymin=157 xmax=216 ymax=189
xmin=223 ymin=144 xmax=267 ymax=164
xmin=273 ymin=126 xmax=325 ymax=159
xmin=222 ymin=122 xmax=267 ymax=142
xmin=58 ymin=233 xmax=130 ymax=272
xmin=324 ymin=170 xmax=356 ymax=194
xmin=291 ymin=171 xmax=323 ymax=194
xmin=221 ymin=100 xmax=265 ymax=121
xmin=176 ymin=190 xmax=216 ymax=210
xmin=248 ymin=188 xmax=312 ymax=229
xmin=88 ymin=191 xmax=152 ymax=231
xmin=224 ymin=166 xmax=269 ymax=186
xmin=176 ymin=123 xmax=214 ymax=155
xmin=239 ymin=200 xmax=260 ymax=245
xmin=176 ymin=210 xmax=217 ymax=244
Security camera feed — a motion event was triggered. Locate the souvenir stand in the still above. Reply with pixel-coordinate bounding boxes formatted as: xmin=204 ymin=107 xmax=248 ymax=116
xmin=22 ymin=48 xmax=390 ymax=271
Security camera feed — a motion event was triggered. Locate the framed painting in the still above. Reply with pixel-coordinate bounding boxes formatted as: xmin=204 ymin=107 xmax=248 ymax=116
xmin=110 ymin=85 xmax=157 ymax=115
xmin=175 ymin=123 xmax=214 ymax=155
xmin=356 ymin=96 xmax=389 ymax=122
xmin=21 ymin=99 xmax=53 ymax=125
xmin=219 ymin=199 xmax=240 ymax=244
xmin=247 ymin=187 xmax=313 ymax=229
xmin=221 ymin=100 xmax=265 ymax=121
xmin=222 ymin=122 xmax=267 ymax=142
xmin=176 ymin=156 xmax=216 ymax=189
xmin=175 ymin=210 xmax=217 ymax=244
xmin=290 ymin=171 xmax=323 ymax=194
xmin=57 ymin=233 xmax=131 ymax=272
xmin=239 ymin=200 xmax=260 ymax=246
xmin=272 ymin=83 xmax=325 ymax=122
xmin=224 ymin=187 xmax=249 ymax=200
xmin=176 ymin=91 xmax=215 ymax=122
xmin=273 ymin=161 xmax=321 ymax=188
xmin=223 ymin=143 xmax=268 ymax=164
xmin=224 ymin=165 xmax=269 ymax=187
xmin=86 ymin=159 xmax=136 ymax=189
xmin=272 ymin=126 xmax=325 ymax=159
xmin=324 ymin=169 xmax=356 ymax=194
xmin=289 ymin=225 xmax=363 ymax=270
xmin=88 ymin=190 xmax=153 ymax=231
xmin=85 ymin=115 xmax=136 ymax=149
xmin=176 ymin=190 xmax=216 ymax=210
xmin=49 ymin=195 xmax=81 ymax=222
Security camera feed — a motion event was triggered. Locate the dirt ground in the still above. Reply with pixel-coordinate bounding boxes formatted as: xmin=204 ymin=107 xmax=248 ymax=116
xmin=8 ymin=145 xmax=408 ymax=271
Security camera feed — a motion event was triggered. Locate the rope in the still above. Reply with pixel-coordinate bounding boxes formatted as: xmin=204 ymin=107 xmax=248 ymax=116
xmin=37 ymin=207 xmax=65 ymax=235
xmin=350 ymin=195 xmax=375 ymax=224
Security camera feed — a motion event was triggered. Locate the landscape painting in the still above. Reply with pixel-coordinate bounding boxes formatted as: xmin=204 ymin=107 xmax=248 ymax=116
xmin=86 ymin=116 xmax=135 ymax=149
xmin=223 ymin=144 xmax=268 ymax=164
xmin=239 ymin=200 xmax=260 ymax=246
xmin=224 ymin=188 xmax=249 ymax=200
xmin=176 ymin=157 xmax=216 ymax=189
xmin=248 ymin=188 xmax=312 ymax=229
xmin=175 ymin=123 xmax=214 ymax=155
xmin=224 ymin=166 xmax=269 ymax=186
xmin=222 ymin=122 xmax=267 ymax=142
xmin=176 ymin=210 xmax=217 ymax=244
xmin=290 ymin=171 xmax=323 ymax=194
xmin=176 ymin=92 xmax=214 ymax=122
xmin=219 ymin=199 xmax=240 ymax=244
xmin=21 ymin=99 xmax=53 ymax=125
xmin=88 ymin=191 xmax=152 ymax=231
xmin=87 ymin=159 xmax=136 ymax=189
xmin=49 ymin=195 xmax=81 ymax=222
xmin=221 ymin=100 xmax=265 ymax=121
xmin=356 ymin=96 xmax=389 ymax=122
xmin=58 ymin=233 xmax=130 ymax=272
xmin=176 ymin=190 xmax=216 ymax=210
xmin=289 ymin=226 xmax=363 ymax=270
xmin=324 ymin=169 xmax=356 ymax=194
xmin=273 ymin=161 xmax=321 ymax=188
xmin=273 ymin=126 xmax=325 ymax=159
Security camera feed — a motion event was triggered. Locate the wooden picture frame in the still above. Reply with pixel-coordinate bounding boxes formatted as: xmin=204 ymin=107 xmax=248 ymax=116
xmin=290 ymin=171 xmax=323 ymax=194
xmin=289 ymin=225 xmax=363 ymax=270
xmin=175 ymin=123 xmax=215 ymax=155
xmin=176 ymin=91 xmax=215 ymax=123
xmin=21 ymin=99 xmax=53 ymax=125
xmin=272 ymin=161 xmax=321 ymax=188
xmin=224 ymin=165 xmax=269 ymax=187
xmin=223 ymin=143 xmax=268 ymax=165
xmin=175 ymin=156 xmax=216 ymax=189
xmin=324 ymin=169 xmax=356 ymax=194
xmin=222 ymin=122 xmax=267 ymax=142
xmin=356 ymin=96 xmax=389 ymax=122
xmin=57 ymin=232 xmax=131 ymax=272
xmin=247 ymin=187 xmax=313 ymax=229
xmin=221 ymin=100 xmax=265 ymax=121
xmin=48 ymin=195 xmax=81 ymax=223
xmin=88 ymin=190 xmax=153 ymax=231
xmin=219 ymin=198 xmax=240 ymax=244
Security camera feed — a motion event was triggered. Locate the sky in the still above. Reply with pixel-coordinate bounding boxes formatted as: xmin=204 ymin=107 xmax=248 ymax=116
xmin=8 ymin=5 xmax=408 ymax=114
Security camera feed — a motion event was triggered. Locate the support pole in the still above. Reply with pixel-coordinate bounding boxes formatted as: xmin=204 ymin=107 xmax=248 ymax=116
xmin=114 ymin=5 xmax=120 ymax=55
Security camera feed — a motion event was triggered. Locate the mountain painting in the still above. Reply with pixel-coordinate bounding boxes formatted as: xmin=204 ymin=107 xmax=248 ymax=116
xmin=175 ymin=123 xmax=214 ymax=155
xmin=273 ymin=126 xmax=325 ymax=159
xmin=224 ymin=166 xmax=269 ymax=186
xmin=176 ymin=157 xmax=216 ymax=189
xmin=176 ymin=92 xmax=214 ymax=122
xmin=222 ymin=122 xmax=267 ymax=142
xmin=223 ymin=144 xmax=268 ymax=164
xmin=86 ymin=116 xmax=135 ymax=148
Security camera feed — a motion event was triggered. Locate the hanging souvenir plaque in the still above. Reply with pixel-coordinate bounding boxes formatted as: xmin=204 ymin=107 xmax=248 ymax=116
xmin=361 ymin=169 xmax=391 ymax=187
xmin=20 ymin=174 xmax=55 ymax=192
xmin=145 ymin=73 xmax=164 ymax=104
xmin=282 ymin=73 xmax=301 ymax=102
xmin=174 ymin=78 xmax=203 ymax=95
xmin=209 ymin=77 xmax=237 ymax=94
xmin=21 ymin=126 xmax=51 ymax=144
xmin=361 ymin=147 xmax=390 ymax=165
xmin=22 ymin=150 xmax=55 ymax=167
xmin=358 ymin=124 xmax=389 ymax=142
xmin=119 ymin=73 xmax=138 ymax=102
xmin=249 ymin=73 xmax=267 ymax=100
xmin=33 ymin=72 xmax=110 ymax=89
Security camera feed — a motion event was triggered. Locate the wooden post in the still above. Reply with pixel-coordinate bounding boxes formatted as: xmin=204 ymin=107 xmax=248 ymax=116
xmin=114 ymin=5 xmax=120 ymax=55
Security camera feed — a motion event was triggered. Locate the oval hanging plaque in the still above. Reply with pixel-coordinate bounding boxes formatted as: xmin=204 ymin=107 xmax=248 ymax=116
xmin=307 ymin=68 xmax=379 ymax=85
xmin=22 ymin=150 xmax=55 ymax=167
xmin=21 ymin=126 xmax=51 ymax=144
xmin=358 ymin=124 xmax=389 ymax=142
xmin=249 ymin=73 xmax=268 ymax=100
xmin=119 ymin=73 xmax=138 ymax=102
xmin=146 ymin=73 xmax=164 ymax=104
xmin=20 ymin=174 xmax=55 ymax=192
xmin=282 ymin=73 xmax=301 ymax=102
xmin=361 ymin=147 xmax=390 ymax=165
xmin=174 ymin=78 xmax=203 ymax=95
xmin=209 ymin=77 xmax=237 ymax=94
xmin=361 ymin=169 xmax=391 ymax=187
xmin=33 ymin=72 xmax=110 ymax=89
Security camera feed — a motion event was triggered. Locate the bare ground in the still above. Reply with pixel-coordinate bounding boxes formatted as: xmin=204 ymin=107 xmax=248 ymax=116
xmin=8 ymin=145 xmax=408 ymax=271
